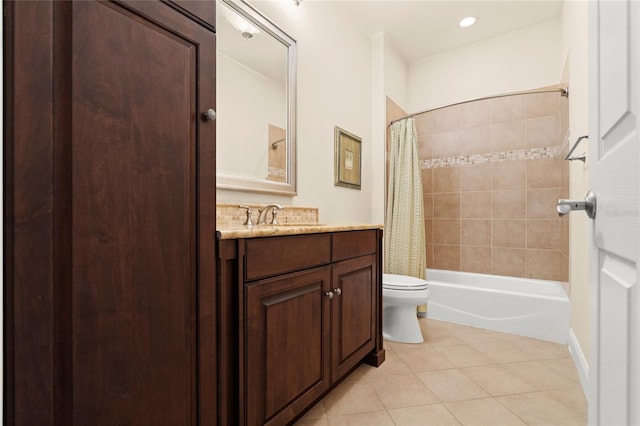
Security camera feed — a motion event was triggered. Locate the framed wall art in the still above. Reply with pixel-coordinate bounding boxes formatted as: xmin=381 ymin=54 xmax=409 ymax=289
xmin=334 ymin=126 xmax=362 ymax=190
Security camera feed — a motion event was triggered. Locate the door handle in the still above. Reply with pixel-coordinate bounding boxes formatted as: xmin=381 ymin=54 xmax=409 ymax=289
xmin=557 ymin=190 xmax=596 ymax=219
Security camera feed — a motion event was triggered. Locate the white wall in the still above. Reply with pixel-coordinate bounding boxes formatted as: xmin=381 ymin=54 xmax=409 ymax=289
xmin=407 ymin=18 xmax=562 ymax=113
xmin=561 ymin=0 xmax=591 ymax=388
xmin=383 ymin=37 xmax=408 ymax=111
xmin=218 ymin=1 xmax=377 ymax=224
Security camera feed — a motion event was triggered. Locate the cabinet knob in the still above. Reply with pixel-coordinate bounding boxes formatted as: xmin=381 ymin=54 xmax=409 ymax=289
xmin=202 ymin=108 xmax=216 ymax=121
xmin=333 ymin=288 xmax=342 ymax=296
xmin=324 ymin=291 xmax=334 ymax=300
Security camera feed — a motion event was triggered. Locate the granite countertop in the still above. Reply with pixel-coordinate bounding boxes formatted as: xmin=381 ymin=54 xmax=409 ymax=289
xmin=216 ymin=223 xmax=384 ymax=240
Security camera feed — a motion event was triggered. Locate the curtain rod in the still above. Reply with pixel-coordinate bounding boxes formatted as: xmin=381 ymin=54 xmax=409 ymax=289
xmin=388 ymin=87 xmax=568 ymax=127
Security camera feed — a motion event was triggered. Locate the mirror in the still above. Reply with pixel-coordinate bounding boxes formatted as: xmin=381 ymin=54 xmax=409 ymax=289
xmin=216 ymin=0 xmax=297 ymax=196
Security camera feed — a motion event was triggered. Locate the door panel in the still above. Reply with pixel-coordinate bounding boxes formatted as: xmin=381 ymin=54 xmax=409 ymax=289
xmin=69 ymin=2 xmax=215 ymax=424
xmin=599 ymin=0 xmax=629 ymax=134
xmin=331 ymin=255 xmax=377 ymax=381
xmin=245 ymin=268 xmax=331 ymax=425
xmin=590 ymin=0 xmax=639 ymax=424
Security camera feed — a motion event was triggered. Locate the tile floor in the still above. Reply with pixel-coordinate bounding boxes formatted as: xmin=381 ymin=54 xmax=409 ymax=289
xmin=295 ymin=318 xmax=586 ymax=425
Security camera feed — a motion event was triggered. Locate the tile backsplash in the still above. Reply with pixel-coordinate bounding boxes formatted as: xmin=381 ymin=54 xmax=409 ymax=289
xmin=216 ymin=203 xmax=319 ymax=227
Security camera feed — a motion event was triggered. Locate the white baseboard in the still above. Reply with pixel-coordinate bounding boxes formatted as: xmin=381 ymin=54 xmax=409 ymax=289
xmin=568 ymin=328 xmax=589 ymax=397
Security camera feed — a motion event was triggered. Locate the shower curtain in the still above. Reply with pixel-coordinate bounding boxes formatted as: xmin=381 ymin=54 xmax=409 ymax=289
xmin=386 ymin=118 xmax=427 ymax=316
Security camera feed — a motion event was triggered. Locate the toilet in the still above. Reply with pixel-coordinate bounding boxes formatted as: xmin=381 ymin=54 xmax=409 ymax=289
xmin=382 ymin=274 xmax=430 ymax=343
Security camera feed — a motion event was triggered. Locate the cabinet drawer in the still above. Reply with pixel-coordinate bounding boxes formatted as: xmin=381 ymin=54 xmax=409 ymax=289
xmin=332 ymin=230 xmax=377 ymax=262
xmin=245 ymin=234 xmax=331 ymax=281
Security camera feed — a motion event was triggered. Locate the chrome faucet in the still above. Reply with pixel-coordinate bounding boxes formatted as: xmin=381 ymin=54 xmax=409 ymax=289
xmin=257 ymin=204 xmax=283 ymax=225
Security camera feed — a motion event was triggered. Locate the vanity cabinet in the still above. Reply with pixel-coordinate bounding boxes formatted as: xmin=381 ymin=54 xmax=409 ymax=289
xmin=217 ymin=229 xmax=385 ymax=425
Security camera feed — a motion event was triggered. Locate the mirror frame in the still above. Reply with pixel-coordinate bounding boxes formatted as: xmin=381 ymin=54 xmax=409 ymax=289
xmin=216 ymin=0 xmax=297 ymax=196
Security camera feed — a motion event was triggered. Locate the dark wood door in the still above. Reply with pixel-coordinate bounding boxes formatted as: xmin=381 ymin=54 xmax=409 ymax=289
xmin=244 ymin=268 xmax=332 ymax=426
xmin=331 ymin=255 xmax=377 ymax=381
xmin=4 ymin=1 xmax=216 ymax=424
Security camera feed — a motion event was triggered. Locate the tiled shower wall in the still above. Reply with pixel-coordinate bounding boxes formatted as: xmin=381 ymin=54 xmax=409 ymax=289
xmin=415 ymin=92 xmax=570 ymax=282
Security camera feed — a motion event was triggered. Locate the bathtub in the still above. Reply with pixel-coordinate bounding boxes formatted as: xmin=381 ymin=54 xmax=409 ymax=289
xmin=425 ymin=269 xmax=570 ymax=344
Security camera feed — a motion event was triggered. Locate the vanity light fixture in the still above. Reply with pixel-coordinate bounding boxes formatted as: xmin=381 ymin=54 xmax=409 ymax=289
xmin=459 ymin=16 xmax=476 ymax=28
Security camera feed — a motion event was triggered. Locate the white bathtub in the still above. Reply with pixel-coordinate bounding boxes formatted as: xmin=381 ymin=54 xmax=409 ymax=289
xmin=425 ymin=269 xmax=570 ymax=344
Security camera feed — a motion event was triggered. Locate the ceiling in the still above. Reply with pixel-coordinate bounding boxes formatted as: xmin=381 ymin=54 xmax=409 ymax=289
xmin=333 ymin=0 xmax=564 ymax=63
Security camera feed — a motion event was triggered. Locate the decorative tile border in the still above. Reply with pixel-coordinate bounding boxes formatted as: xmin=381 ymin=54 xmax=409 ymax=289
xmin=421 ymin=132 xmax=571 ymax=170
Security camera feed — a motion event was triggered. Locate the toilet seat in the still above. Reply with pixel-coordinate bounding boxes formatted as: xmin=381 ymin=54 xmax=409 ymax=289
xmin=383 ymin=273 xmax=429 ymax=291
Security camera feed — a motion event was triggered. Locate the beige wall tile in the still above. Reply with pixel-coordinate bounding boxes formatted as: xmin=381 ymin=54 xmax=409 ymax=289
xmin=492 ymin=247 xmax=526 ymax=277
xmin=491 ymin=121 xmax=525 ymax=152
xmin=527 ymin=249 xmax=568 ymax=281
xmin=526 ymin=92 xmax=560 ymax=118
xmin=433 ymin=130 xmax=462 ymax=158
xmin=492 ymin=161 xmax=526 ymax=190
xmin=434 ymin=167 xmax=460 ymax=193
xmin=421 ymin=169 xmax=434 ymax=193
xmin=433 ymin=100 xmax=491 ymax=133
xmin=426 ymin=244 xmax=435 ymax=268
xmin=527 ymin=220 xmax=561 ymax=249
xmin=461 ymin=163 xmax=492 ymax=191
xmin=461 ymin=219 xmax=491 ymax=246
xmin=560 ymin=219 xmax=569 ymax=256
xmin=461 ymin=246 xmax=492 ymax=274
xmin=417 ymin=134 xmax=433 ymax=160
xmin=434 ymin=244 xmax=460 ymax=271
xmin=460 ymin=191 xmax=491 ymax=218
xmin=492 ymin=190 xmax=525 ymax=218
xmin=414 ymin=112 xmax=432 ymax=137
xmin=434 ymin=192 xmax=460 ymax=218
xmin=527 ymin=158 xmax=562 ymax=189
xmin=526 ymin=115 xmax=560 ymax=148
xmin=492 ymin=220 xmax=526 ymax=248
xmin=459 ymin=125 xmax=491 ymax=156
xmin=527 ymin=188 xmax=562 ymax=219
xmin=423 ymin=194 xmax=434 ymax=218
xmin=386 ymin=97 xmax=407 ymax=122
xmin=491 ymin=94 xmax=525 ymax=124
xmin=434 ymin=219 xmax=460 ymax=245
xmin=425 ymin=219 xmax=434 ymax=244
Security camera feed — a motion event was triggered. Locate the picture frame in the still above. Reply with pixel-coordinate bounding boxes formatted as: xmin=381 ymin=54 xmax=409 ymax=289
xmin=334 ymin=126 xmax=362 ymax=190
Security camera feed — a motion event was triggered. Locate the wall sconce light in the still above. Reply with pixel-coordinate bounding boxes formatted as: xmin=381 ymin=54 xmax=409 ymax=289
xmin=294 ymin=0 xmax=302 ymax=6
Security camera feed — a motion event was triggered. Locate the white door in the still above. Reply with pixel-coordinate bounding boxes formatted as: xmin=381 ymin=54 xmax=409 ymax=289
xmin=589 ymin=0 xmax=640 ymax=424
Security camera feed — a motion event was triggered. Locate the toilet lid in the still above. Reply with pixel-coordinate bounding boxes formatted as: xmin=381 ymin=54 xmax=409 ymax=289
xmin=383 ymin=273 xmax=429 ymax=290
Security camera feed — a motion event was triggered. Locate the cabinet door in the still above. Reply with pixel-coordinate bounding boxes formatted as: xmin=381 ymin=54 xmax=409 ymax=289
xmin=245 ymin=268 xmax=332 ymax=425
xmin=70 ymin=2 xmax=217 ymax=424
xmin=5 ymin=1 xmax=217 ymax=424
xmin=331 ymin=255 xmax=378 ymax=381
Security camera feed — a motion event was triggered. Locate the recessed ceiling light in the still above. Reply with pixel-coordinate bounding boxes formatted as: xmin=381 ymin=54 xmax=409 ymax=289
xmin=459 ymin=16 xmax=476 ymax=28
